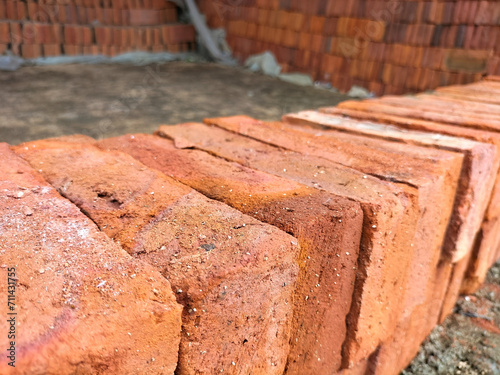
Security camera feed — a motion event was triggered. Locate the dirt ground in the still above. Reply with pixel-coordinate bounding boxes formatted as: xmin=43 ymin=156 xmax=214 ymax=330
xmin=0 ymin=61 xmax=348 ymax=145
xmin=1 ymin=61 xmax=499 ymax=374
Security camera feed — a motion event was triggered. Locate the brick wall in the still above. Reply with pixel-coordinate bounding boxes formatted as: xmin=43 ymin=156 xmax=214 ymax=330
xmin=198 ymin=0 xmax=500 ymax=95
xmin=0 ymin=0 xmax=196 ymax=58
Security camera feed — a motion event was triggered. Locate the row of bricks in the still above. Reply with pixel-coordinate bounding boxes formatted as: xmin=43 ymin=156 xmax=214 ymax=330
xmin=283 ymin=101 xmax=500 ymax=372
xmin=223 ymin=19 xmax=499 ymax=51
xmin=157 ymin=115 xmax=464 ymax=375
xmin=0 ymin=1 xmax=177 ymax=26
xmin=1 ymin=22 xmax=196 ymax=46
xmin=3 ymin=112 xmax=457 ymax=375
xmin=227 ymin=33 xmax=493 ymax=73
xmin=226 ymin=35 xmax=496 ymax=81
xmin=1 ymin=139 xmax=300 ymax=374
xmin=3 ymin=77 xmax=499 ymax=374
xmin=200 ymin=0 xmax=500 ymax=25
xmin=92 ymin=105 xmax=497 ymax=373
xmin=324 ymin=79 xmax=500 ymax=294
xmin=6 ymin=41 xmax=193 ymax=58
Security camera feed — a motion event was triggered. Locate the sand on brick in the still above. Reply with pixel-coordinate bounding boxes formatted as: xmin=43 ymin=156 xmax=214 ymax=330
xmin=0 ymin=143 xmax=183 ymax=375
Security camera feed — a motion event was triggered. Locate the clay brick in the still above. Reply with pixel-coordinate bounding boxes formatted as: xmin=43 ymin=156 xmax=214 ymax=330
xmin=96 ymin=133 xmax=364 ymax=374
xmin=94 ymin=26 xmax=113 ymax=45
xmin=14 ymin=138 xmax=299 ymax=375
xmin=43 ymin=43 xmax=61 ymax=56
xmin=21 ymin=43 xmax=42 ymax=59
xmin=285 ymin=110 xmax=497 ymax=264
xmin=196 ymin=116 xmax=464 ymax=368
xmin=156 ymin=121 xmax=421 ymax=368
xmin=323 ymin=95 xmax=500 ymax=294
xmin=161 ymin=24 xmax=196 ymax=44
xmin=0 ymin=143 xmax=182 ymax=374
xmin=0 ymin=22 xmax=9 ymax=44
xmin=63 ymin=44 xmax=83 ymax=55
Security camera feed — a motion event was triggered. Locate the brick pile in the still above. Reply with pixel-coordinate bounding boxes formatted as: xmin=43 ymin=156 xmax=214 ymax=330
xmin=0 ymin=0 xmax=196 ymax=58
xmin=197 ymin=0 xmax=500 ymax=95
xmin=2 ymin=77 xmax=500 ymax=374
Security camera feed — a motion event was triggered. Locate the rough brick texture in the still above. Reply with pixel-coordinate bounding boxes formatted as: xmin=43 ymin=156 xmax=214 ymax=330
xmin=198 ymin=115 xmax=465 ymax=371
xmin=156 ymin=122 xmax=421 ymax=368
xmin=323 ymin=87 xmax=500 ymax=293
xmin=282 ymin=110 xmax=500 ymax=372
xmin=0 ymin=143 xmax=183 ymax=374
xmin=13 ymin=137 xmax=300 ymax=375
xmin=96 ymin=133 xmax=364 ymax=373
xmin=283 ymin=110 xmax=498 ymax=264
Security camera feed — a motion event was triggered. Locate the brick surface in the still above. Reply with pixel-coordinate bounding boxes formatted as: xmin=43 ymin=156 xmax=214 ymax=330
xmin=324 ymin=96 xmax=500 ymax=293
xmin=96 ymin=133 xmax=363 ymax=373
xmin=282 ymin=109 xmax=499 ymax=372
xmin=156 ymin=122 xmax=420 ymax=369
xmin=284 ymin=110 xmax=498 ymax=263
xmin=13 ymin=137 xmax=299 ymax=375
xmin=0 ymin=143 xmax=182 ymax=374
xmin=197 ymin=116 xmax=464 ymax=368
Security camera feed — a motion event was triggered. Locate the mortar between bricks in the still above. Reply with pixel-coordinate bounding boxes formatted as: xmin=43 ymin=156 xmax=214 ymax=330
xmin=195 ymin=116 xmax=464 ymax=372
xmin=0 ymin=143 xmax=183 ymax=374
xmin=95 ymin=132 xmax=364 ymax=374
xmin=13 ymin=138 xmax=300 ymax=375
xmin=155 ymin=122 xmax=421 ymax=371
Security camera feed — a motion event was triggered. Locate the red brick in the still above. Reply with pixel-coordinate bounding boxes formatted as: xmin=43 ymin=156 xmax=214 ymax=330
xmin=5 ymin=0 xmax=17 ymax=19
xmin=97 ymin=133 xmax=364 ymax=374
xmin=307 ymin=15 xmax=326 ymax=34
xmin=94 ymin=26 xmax=113 ymax=45
xmin=161 ymin=24 xmax=196 ymax=44
xmin=0 ymin=143 xmax=182 ymax=374
xmin=199 ymin=116 xmax=463 ymax=366
xmin=323 ymin=93 xmax=500 ymax=296
xmin=9 ymin=22 xmax=22 ymax=45
xmin=14 ymin=138 xmax=300 ymax=375
xmin=82 ymin=44 xmax=100 ymax=55
xmin=129 ymin=9 xmax=163 ymax=25
xmin=285 ymin=110 xmax=497 ymax=264
xmin=21 ymin=43 xmax=42 ymax=58
xmin=42 ymin=43 xmax=61 ymax=56
xmin=0 ymin=22 xmax=9 ymax=44
xmin=157 ymin=120 xmax=421 ymax=367
xmin=63 ymin=44 xmax=83 ymax=55
xmin=164 ymin=7 xmax=177 ymax=23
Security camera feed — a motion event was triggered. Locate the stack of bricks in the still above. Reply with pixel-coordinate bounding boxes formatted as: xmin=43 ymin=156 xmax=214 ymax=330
xmin=0 ymin=0 xmax=196 ymax=58
xmin=197 ymin=0 xmax=500 ymax=95
xmin=2 ymin=77 xmax=500 ymax=375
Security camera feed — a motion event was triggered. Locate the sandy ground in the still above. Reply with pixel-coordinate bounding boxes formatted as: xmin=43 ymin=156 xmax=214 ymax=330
xmin=1 ymin=61 xmax=499 ymax=374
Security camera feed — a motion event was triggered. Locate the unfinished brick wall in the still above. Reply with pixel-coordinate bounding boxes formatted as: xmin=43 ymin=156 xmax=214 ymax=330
xmin=2 ymin=77 xmax=500 ymax=374
xmin=197 ymin=0 xmax=500 ymax=95
xmin=0 ymin=0 xmax=196 ymax=58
